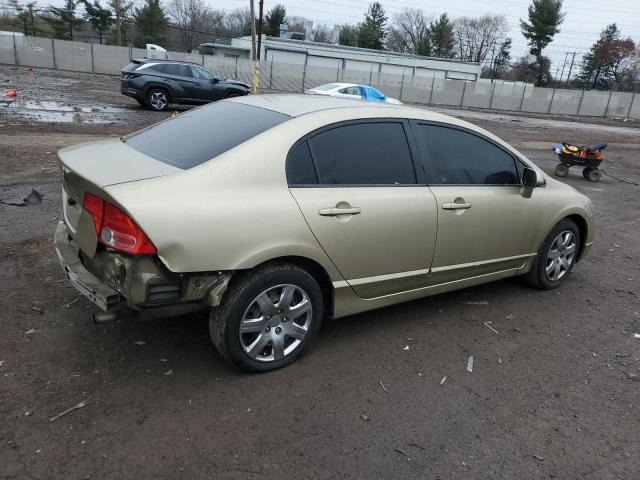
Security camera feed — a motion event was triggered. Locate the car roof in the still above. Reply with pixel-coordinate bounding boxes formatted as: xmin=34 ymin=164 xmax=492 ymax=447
xmin=132 ymin=58 xmax=200 ymax=66
xmin=230 ymin=94 xmax=404 ymax=117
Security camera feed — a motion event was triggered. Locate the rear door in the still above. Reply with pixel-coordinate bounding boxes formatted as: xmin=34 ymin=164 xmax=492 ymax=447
xmin=288 ymin=120 xmax=438 ymax=299
xmin=411 ymin=122 xmax=540 ymax=284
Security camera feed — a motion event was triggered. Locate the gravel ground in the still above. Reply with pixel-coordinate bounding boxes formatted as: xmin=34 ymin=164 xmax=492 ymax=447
xmin=1 ymin=64 xmax=639 ymax=480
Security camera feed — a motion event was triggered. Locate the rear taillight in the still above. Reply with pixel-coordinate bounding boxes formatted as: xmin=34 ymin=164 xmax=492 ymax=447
xmin=121 ymin=72 xmax=140 ymax=80
xmin=82 ymin=192 xmax=156 ymax=255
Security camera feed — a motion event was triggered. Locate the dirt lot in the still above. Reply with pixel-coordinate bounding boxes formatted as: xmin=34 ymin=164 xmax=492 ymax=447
xmin=1 ymin=65 xmax=639 ymax=480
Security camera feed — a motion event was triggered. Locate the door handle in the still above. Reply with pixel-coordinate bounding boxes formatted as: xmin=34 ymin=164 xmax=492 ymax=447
xmin=442 ymin=202 xmax=472 ymax=210
xmin=319 ymin=207 xmax=361 ymax=216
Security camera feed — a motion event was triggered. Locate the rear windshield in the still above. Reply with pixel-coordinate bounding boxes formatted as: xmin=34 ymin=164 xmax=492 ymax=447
xmin=124 ymin=102 xmax=290 ymax=169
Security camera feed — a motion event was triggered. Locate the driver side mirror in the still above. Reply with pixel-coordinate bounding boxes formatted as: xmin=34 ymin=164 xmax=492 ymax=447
xmin=211 ymin=77 xmax=219 ymax=84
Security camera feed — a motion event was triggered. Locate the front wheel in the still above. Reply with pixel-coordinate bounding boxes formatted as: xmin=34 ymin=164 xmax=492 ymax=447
xmin=210 ymin=263 xmax=323 ymax=372
xmin=524 ymin=219 xmax=580 ymax=290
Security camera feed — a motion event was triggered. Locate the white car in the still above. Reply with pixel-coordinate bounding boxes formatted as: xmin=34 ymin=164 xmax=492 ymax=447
xmin=306 ymin=83 xmax=402 ymax=104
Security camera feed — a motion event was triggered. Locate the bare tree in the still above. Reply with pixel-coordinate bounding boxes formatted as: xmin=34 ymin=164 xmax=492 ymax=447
xmin=167 ymin=0 xmax=225 ymax=52
xmin=222 ymin=7 xmax=252 ymax=37
xmin=454 ymin=14 xmax=508 ymax=63
xmin=387 ymin=9 xmax=431 ymax=55
xmin=311 ymin=24 xmax=332 ymax=43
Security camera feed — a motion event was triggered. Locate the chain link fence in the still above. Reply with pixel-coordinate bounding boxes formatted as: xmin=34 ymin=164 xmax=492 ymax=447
xmin=2 ymin=32 xmax=639 ymax=120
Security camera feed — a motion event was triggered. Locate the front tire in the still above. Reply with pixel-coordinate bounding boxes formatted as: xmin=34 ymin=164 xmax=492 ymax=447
xmin=555 ymin=163 xmax=569 ymax=177
xmin=524 ymin=219 xmax=580 ymax=290
xmin=210 ymin=263 xmax=324 ymax=372
xmin=146 ymin=88 xmax=170 ymax=111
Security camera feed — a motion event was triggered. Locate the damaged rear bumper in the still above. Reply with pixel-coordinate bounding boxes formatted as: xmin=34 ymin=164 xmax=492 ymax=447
xmin=55 ymin=221 xmax=121 ymax=311
xmin=54 ymin=222 xmax=232 ymax=317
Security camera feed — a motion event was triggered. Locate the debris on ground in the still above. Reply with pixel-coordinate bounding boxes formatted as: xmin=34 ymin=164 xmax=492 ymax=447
xmin=408 ymin=443 xmax=426 ymax=450
xmin=633 ymin=333 xmax=640 ymax=339
xmin=132 ymin=341 xmax=146 ymax=346
xmin=505 ymin=314 xmax=515 ymax=320
xmin=394 ymin=448 xmax=408 ymax=457
xmin=403 ymin=345 xmax=410 ymax=351
xmin=359 ymin=414 xmax=370 ymax=421
xmin=533 ymin=454 xmax=545 ymax=461
xmin=463 ymin=301 xmax=489 ymax=306
xmin=49 ymin=399 xmax=91 ymax=422
xmin=467 ymin=356 xmax=474 ymax=373
xmin=483 ymin=322 xmax=500 ymax=335
xmin=163 ymin=369 xmax=174 ymax=376
xmin=0 ymin=188 xmax=44 ymax=206
xmin=58 ymin=298 xmax=80 ymax=309
xmin=498 ymin=358 xmax=503 ymax=365
xmin=378 ymin=381 xmax=389 ymax=393
xmin=25 ymin=328 xmax=37 ymax=335
xmin=31 ymin=305 xmax=43 ymax=314
xmin=6 ymin=88 xmax=17 ymax=97
xmin=440 ymin=376 xmax=447 ymax=386
xmin=0 ymin=360 xmax=5 ymax=367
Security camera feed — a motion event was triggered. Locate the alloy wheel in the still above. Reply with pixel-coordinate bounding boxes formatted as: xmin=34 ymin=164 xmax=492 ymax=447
xmin=239 ymin=284 xmax=313 ymax=362
xmin=545 ymin=230 xmax=576 ymax=281
xmin=150 ymin=91 xmax=168 ymax=110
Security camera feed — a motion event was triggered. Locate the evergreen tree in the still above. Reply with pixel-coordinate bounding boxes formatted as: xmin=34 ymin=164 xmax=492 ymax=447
xmin=338 ymin=24 xmax=358 ymax=46
xmin=429 ymin=13 xmax=454 ymax=58
xmin=81 ymin=0 xmax=113 ymax=44
xmin=357 ymin=2 xmax=387 ymax=50
xmin=42 ymin=0 xmax=82 ymax=40
xmin=10 ymin=0 xmax=38 ymax=36
xmin=133 ymin=0 xmax=167 ymax=47
xmin=520 ymin=0 xmax=564 ymax=86
xmin=264 ymin=4 xmax=286 ymax=37
xmin=109 ymin=0 xmax=133 ymax=45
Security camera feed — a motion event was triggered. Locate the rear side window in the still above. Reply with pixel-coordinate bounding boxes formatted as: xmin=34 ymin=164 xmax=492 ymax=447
xmin=125 ymin=102 xmax=290 ymax=169
xmin=414 ymin=124 xmax=519 ymax=185
xmin=287 ymin=142 xmax=318 ymax=185
xmin=305 ymin=122 xmax=416 ymax=185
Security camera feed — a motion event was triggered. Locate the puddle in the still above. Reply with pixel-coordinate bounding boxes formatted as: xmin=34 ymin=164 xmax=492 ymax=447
xmin=0 ymin=99 xmax=130 ymax=124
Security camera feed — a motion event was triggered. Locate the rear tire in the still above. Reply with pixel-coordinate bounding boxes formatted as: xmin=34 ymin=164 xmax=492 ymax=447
xmin=523 ymin=219 xmax=580 ymax=290
xmin=146 ymin=88 xmax=170 ymax=111
xmin=555 ymin=163 xmax=569 ymax=177
xmin=584 ymin=167 xmax=601 ymax=182
xmin=210 ymin=263 xmax=324 ymax=372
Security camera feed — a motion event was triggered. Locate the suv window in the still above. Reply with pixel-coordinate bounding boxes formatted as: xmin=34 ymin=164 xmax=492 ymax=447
xmin=305 ymin=122 xmax=416 ymax=185
xmin=191 ymin=66 xmax=215 ymax=80
xmin=163 ymin=63 xmax=191 ymax=77
xmin=414 ymin=124 xmax=519 ymax=185
xmin=125 ymin=102 xmax=290 ymax=169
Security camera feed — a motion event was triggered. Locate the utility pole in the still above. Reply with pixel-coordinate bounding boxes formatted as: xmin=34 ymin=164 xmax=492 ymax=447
xmin=249 ymin=0 xmax=258 ymax=94
xmin=558 ymin=52 xmax=568 ymax=84
xmin=565 ymin=52 xmax=577 ymax=87
xmin=256 ymin=0 xmax=264 ymax=61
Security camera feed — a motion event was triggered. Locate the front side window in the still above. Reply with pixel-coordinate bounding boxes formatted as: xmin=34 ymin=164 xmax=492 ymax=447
xmin=304 ymin=122 xmax=416 ymax=185
xmin=191 ymin=66 xmax=215 ymax=80
xmin=414 ymin=124 xmax=519 ymax=185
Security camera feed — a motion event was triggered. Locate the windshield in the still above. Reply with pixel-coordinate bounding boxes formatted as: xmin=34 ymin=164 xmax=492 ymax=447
xmin=125 ymin=102 xmax=290 ymax=169
xmin=192 ymin=65 xmax=216 ymax=80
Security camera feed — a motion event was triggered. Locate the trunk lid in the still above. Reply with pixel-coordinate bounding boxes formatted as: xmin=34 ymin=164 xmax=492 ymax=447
xmin=59 ymin=138 xmax=180 ymax=256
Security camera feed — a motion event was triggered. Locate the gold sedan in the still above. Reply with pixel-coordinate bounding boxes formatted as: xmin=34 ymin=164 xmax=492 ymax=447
xmin=54 ymin=94 xmax=594 ymax=371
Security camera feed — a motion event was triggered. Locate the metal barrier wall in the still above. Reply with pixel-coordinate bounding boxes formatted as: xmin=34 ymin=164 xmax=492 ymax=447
xmin=1 ymin=32 xmax=638 ymax=119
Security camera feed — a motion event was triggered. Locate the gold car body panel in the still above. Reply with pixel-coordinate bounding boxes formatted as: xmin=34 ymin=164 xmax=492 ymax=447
xmin=290 ymin=186 xmax=438 ymax=298
xmin=73 ymin=95 xmax=593 ymax=319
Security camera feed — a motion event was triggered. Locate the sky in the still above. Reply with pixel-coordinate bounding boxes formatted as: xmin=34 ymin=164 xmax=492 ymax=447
xmin=47 ymin=0 xmax=640 ymax=76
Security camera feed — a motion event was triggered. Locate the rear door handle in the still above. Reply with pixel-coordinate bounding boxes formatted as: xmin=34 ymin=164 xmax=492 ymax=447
xmin=442 ymin=202 xmax=472 ymax=210
xmin=319 ymin=207 xmax=361 ymax=216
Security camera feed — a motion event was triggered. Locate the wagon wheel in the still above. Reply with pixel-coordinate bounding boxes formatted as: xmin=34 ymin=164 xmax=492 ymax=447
xmin=555 ymin=163 xmax=569 ymax=177
xmin=584 ymin=167 xmax=602 ymax=182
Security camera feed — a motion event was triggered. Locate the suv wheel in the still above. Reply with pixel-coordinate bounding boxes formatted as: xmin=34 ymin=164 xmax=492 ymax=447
xmin=524 ymin=219 xmax=580 ymax=289
xmin=210 ymin=263 xmax=324 ymax=372
xmin=146 ymin=88 xmax=170 ymax=111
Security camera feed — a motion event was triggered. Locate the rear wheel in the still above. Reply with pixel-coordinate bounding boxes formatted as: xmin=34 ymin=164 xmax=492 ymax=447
xmin=524 ymin=219 xmax=580 ymax=290
xmin=210 ymin=263 xmax=323 ymax=372
xmin=146 ymin=88 xmax=170 ymax=111
xmin=555 ymin=163 xmax=569 ymax=177
xmin=584 ymin=167 xmax=601 ymax=182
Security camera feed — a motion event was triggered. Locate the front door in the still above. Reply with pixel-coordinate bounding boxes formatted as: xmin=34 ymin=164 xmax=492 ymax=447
xmin=287 ymin=120 xmax=438 ymax=299
xmin=411 ymin=121 xmax=540 ymax=284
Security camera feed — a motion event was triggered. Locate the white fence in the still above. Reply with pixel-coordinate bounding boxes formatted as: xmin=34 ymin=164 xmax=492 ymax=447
xmin=2 ymin=33 xmax=639 ymax=119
